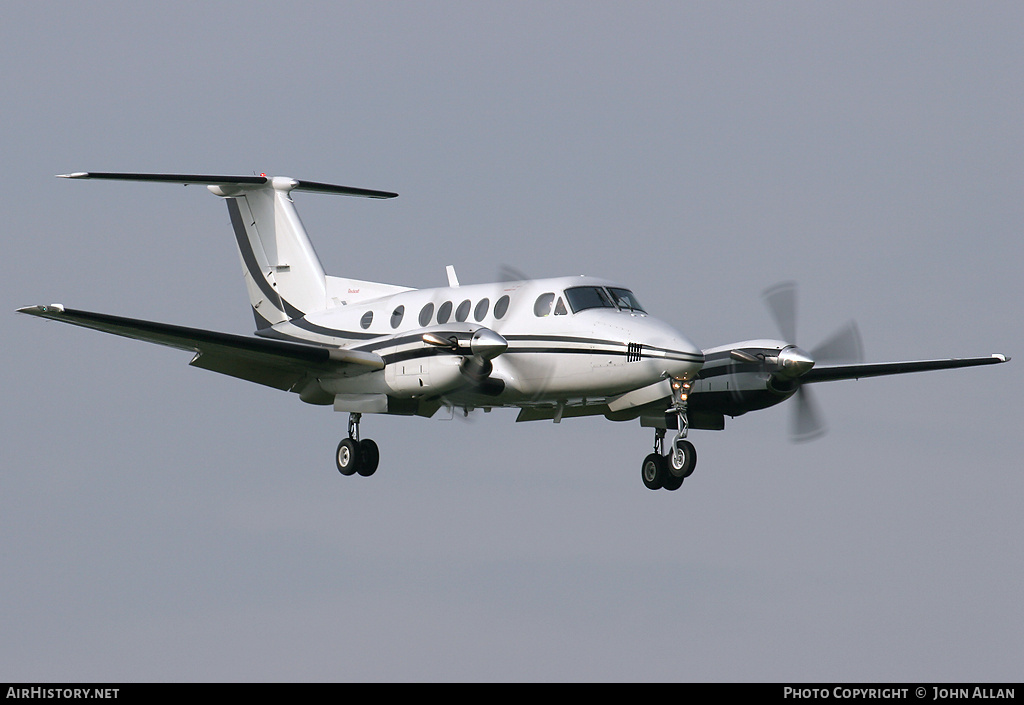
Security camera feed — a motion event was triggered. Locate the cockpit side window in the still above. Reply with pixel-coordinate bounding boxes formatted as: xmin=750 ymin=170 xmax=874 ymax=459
xmin=554 ymin=297 xmax=568 ymax=315
xmin=607 ymin=287 xmax=646 ymax=313
xmin=564 ymin=286 xmax=616 ymax=313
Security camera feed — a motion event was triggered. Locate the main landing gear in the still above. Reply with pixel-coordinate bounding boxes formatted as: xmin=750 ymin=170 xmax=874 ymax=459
xmin=336 ymin=413 xmax=380 ymax=477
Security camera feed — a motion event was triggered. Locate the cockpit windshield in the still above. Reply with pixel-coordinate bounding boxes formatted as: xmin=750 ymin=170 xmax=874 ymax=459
xmin=564 ymin=286 xmax=616 ymax=313
xmin=607 ymin=287 xmax=646 ymax=313
xmin=563 ymin=286 xmax=647 ymax=314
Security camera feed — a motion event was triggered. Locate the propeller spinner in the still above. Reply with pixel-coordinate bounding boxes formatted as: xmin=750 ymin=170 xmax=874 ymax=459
xmin=422 ymin=327 xmax=509 ymax=395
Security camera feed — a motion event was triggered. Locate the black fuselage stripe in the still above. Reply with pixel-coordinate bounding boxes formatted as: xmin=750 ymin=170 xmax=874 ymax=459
xmin=697 ymin=363 xmax=764 ymax=380
xmin=377 ymin=345 xmax=698 ymax=366
xmin=268 ymin=324 xmax=700 ymax=362
xmin=227 ymin=198 xmax=283 ymax=312
xmin=290 ymin=316 xmax=378 ymax=340
xmin=356 ymin=332 xmax=700 ymax=361
xmin=505 ymin=334 xmax=695 ymax=359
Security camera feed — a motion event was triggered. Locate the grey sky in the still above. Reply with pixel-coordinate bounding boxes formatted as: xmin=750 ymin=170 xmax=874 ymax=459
xmin=2 ymin=2 xmax=1021 ymax=681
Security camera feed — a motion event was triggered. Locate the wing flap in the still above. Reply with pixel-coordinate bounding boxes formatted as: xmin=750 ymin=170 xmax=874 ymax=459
xmin=187 ymin=350 xmax=311 ymax=391
xmin=17 ymin=305 xmax=383 ymax=392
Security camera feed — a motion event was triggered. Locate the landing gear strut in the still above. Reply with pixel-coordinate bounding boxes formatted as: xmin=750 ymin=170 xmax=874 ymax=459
xmin=640 ymin=379 xmax=698 ymax=491
xmin=336 ymin=413 xmax=380 ymax=477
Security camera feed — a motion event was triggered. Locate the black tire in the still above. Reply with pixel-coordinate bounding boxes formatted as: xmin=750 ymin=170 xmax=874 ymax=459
xmin=641 ymin=453 xmax=665 ymax=490
xmin=336 ymin=438 xmax=360 ymax=476
xmin=662 ymin=473 xmax=684 ymax=491
xmin=358 ymin=439 xmax=379 ymax=477
xmin=667 ymin=439 xmax=697 ymax=479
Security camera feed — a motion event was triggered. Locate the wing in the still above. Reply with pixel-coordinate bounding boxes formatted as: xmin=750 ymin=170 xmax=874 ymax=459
xmin=802 ymin=354 xmax=1009 ymax=383
xmin=17 ymin=305 xmax=383 ymax=392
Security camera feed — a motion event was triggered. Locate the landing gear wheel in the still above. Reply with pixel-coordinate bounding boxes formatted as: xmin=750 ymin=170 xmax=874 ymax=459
xmin=667 ymin=439 xmax=697 ymax=480
xmin=336 ymin=438 xmax=361 ymax=476
xmin=662 ymin=473 xmax=684 ymax=491
xmin=642 ymin=453 xmax=666 ymax=490
xmin=357 ymin=439 xmax=379 ymax=477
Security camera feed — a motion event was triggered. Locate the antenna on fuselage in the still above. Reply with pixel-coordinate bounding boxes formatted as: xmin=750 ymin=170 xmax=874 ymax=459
xmin=446 ymin=265 xmax=460 ymax=288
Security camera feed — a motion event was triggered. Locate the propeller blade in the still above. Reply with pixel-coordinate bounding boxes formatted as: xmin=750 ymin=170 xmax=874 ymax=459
xmin=498 ymin=264 xmax=530 ymax=283
xmin=755 ymin=282 xmax=862 ymax=442
xmin=791 ymin=386 xmax=827 ymax=443
xmin=762 ymin=281 xmax=798 ymax=344
xmin=810 ymin=320 xmax=863 ymax=365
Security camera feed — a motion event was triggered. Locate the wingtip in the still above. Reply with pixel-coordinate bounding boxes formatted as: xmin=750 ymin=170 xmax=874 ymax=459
xmin=993 ymin=353 xmax=1010 ymax=363
xmin=56 ymin=172 xmax=88 ymax=179
xmin=17 ymin=303 xmax=65 ymax=315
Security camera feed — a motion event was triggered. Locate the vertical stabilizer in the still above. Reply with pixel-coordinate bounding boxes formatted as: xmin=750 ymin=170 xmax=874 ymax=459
xmin=218 ymin=179 xmax=327 ymax=328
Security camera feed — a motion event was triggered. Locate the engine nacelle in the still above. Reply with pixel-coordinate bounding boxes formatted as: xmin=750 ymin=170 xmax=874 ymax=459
xmin=383 ymin=354 xmax=465 ymax=397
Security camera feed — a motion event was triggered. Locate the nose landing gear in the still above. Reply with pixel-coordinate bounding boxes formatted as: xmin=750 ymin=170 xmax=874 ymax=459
xmin=335 ymin=413 xmax=380 ymax=477
xmin=641 ymin=379 xmax=697 ymax=491
xmin=643 ymin=429 xmax=697 ymax=491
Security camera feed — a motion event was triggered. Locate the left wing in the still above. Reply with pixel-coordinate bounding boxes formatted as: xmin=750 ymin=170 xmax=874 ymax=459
xmin=17 ymin=305 xmax=383 ymax=392
xmin=803 ymin=354 xmax=1009 ymax=383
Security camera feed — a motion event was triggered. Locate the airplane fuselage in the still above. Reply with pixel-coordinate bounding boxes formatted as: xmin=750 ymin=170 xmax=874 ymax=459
xmin=258 ymin=275 xmax=704 ymax=415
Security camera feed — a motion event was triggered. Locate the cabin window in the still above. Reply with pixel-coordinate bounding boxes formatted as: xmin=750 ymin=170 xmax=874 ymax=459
xmin=360 ymin=311 xmax=374 ymax=329
xmin=437 ymin=301 xmax=452 ymax=324
xmin=456 ymin=299 xmax=471 ymax=322
xmin=608 ymin=287 xmax=646 ymax=313
xmin=534 ymin=292 xmax=555 ymax=317
xmin=474 ymin=298 xmax=490 ymax=322
xmin=390 ymin=305 xmax=405 ymax=329
xmin=419 ymin=303 xmax=434 ymax=327
xmin=494 ymin=295 xmax=510 ymax=319
xmin=564 ymin=286 xmax=615 ymax=313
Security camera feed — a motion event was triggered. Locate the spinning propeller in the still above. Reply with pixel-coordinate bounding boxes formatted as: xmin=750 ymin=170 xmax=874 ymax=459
xmin=734 ymin=282 xmax=864 ymax=442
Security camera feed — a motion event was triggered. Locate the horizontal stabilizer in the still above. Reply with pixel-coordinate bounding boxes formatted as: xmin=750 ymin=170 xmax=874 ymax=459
xmin=57 ymin=172 xmax=398 ymax=199
xmin=17 ymin=305 xmax=383 ymax=391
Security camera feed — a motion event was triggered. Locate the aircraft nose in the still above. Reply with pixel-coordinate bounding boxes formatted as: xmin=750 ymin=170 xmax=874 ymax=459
xmin=597 ymin=316 xmax=703 ymax=378
xmin=675 ymin=336 xmax=704 ymax=376
xmin=655 ymin=331 xmax=704 ymax=379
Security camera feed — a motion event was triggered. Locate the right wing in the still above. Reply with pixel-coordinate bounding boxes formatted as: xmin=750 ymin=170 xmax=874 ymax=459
xmin=802 ymin=354 xmax=1009 ymax=383
xmin=17 ymin=305 xmax=383 ymax=392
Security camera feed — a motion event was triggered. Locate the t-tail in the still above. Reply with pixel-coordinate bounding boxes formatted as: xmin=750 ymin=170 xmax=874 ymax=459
xmin=57 ymin=172 xmax=406 ymax=331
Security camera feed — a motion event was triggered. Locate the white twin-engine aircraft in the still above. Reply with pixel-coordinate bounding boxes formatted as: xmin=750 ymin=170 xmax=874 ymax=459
xmin=20 ymin=173 xmax=1009 ymax=490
